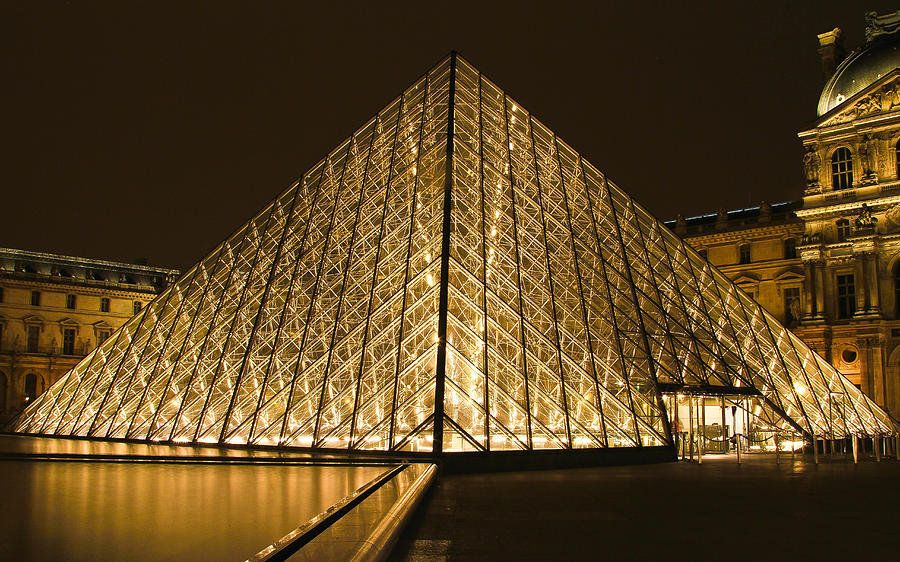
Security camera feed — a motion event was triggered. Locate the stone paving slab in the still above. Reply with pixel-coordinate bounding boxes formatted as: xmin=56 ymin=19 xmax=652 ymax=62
xmin=391 ymin=454 xmax=900 ymax=561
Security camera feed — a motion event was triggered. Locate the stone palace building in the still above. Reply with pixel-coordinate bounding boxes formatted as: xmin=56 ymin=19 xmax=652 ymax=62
xmin=670 ymin=11 xmax=900 ymax=418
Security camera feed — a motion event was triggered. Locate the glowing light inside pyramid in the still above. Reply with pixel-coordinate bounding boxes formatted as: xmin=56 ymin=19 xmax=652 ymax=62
xmin=11 ymin=54 xmax=896 ymax=452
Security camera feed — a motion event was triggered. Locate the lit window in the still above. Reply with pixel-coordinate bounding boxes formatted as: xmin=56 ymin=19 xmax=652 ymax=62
xmin=831 ymin=147 xmax=853 ymax=189
xmin=101 ymin=298 xmax=110 ymax=313
xmin=784 ymin=287 xmax=801 ymax=326
xmin=63 ymin=328 xmax=76 ymax=356
xmin=836 ymin=219 xmax=851 ymax=242
xmin=837 ymin=273 xmax=856 ymax=319
xmin=133 ymin=301 xmax=142 ymax=315
xmin=66 ymin=294 xmax=76 ymax=310
xmin=31 ymin=291 xmax=40 ymax=307
xmin=24 ymin=374 xmax=38 ymax=404
xmin=784 ymin=238 xmax=797 ymax=259
xmin=739 ymin=244 xmax=751 ymax=264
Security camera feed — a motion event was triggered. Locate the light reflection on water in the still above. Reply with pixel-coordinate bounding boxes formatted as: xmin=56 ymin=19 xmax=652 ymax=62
xmin=0 ymin=460 xmax=387 ymax=561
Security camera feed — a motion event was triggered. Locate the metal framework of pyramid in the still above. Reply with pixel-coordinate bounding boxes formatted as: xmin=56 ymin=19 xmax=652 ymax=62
xmin=12 ymin=54 xmax=896 ymax=454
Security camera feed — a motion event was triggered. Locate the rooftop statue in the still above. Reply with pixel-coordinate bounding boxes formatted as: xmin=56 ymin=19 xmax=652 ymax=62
xmin=865 ymin=10 xmax=900 ymax=43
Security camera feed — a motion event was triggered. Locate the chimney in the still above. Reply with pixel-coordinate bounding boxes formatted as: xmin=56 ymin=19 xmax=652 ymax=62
xmin=817 ymin=28 xmax=845 ymax=81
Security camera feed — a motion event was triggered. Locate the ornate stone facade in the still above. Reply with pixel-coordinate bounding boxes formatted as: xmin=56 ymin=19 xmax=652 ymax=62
xmin=0 ymin=248 xmax=178 ymax=423
xmin=673 ymin=13 xmax=900 ymax=418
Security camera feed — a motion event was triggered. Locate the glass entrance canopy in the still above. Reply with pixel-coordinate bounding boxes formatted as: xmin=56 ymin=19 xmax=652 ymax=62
xmin=10 ymin=54 xmax=897 ymax=456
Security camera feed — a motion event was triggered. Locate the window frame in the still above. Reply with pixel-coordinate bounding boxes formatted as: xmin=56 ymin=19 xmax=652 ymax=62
xmin=62 ymin=328 xmax=76 ymax=356
xmin=100 ymin=297 xmax=110 ymax=313
xmin=784 ymin=238 xmax=797 ymax=259
xmin=30 ymin=291 xmax=41 ymax=307
xmin=831 ymin=147 xmax=854 ymax=190
xmin=26 ymin=325 xmax=40 ymax=353
xmin=836 ymin=218 xmax=851 ymax=242
xmin=66 ymin=294 xmax=76 ymax=310
xmin=836 ymin=272 xmax=856 ymax=319
xmin=739 ymin=243 xmax=751 ymax=265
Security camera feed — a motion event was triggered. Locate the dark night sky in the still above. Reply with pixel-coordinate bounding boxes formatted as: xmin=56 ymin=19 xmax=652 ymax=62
xmin=2 ymin=1 xmax=897 ymax=271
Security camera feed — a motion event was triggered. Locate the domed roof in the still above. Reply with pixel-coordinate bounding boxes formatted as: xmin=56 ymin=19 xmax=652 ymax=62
xmin=817 ymin=36 xmax=900 ymax=116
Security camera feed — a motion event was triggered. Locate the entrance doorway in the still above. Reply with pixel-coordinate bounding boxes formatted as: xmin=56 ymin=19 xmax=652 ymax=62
xmin=663 ymin=392 xmax=801 ymax=460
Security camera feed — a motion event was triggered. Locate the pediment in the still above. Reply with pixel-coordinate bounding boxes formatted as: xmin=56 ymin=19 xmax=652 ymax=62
xmin=774 ymin=270 xmax=805 ymax=284
xmin=57 ymin=317 xmax=80 ymax=328
xmin=91 ymin=320 xmax=113 ymax=329
xmin=732 ymin=274 xmax=760 ymax=285
xmin=817 ymin=70 xmax=900 ymax=127
xmin=21 ymin=314 xmax=45 ymax=325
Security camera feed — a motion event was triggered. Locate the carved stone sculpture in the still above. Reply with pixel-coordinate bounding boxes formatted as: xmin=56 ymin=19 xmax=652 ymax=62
xmin=866 ymin=10 xmax=900 ymax=42
xmin=802 ymin=147 xmax=819 ymax=185
xmin=854 ymin=203 xmax=878 ymax=232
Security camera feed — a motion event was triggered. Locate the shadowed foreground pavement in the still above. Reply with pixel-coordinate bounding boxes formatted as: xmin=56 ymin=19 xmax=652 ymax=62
xmin=391 ymin=454 xmax=900 ymax=560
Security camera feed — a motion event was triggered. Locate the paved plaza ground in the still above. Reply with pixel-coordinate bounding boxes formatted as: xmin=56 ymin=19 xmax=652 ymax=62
xmin=391 ymin=452 xmax=900 ymax=560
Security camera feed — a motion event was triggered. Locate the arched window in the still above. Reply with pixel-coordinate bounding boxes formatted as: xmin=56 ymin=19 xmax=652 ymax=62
xmin=894 ymin=262 xmax=900 ymax=316
xmin=784 ymin=238 xmax=797 ymax=259
xmin=832 ymin=147 xmax=853 ymax=189
xmin=24 ymin=373 xmax=37 ymax=405
xmin=836 ymin=218 xmax=851 ymax=242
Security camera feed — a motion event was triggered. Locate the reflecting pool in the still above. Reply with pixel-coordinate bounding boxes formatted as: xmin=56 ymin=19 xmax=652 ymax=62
xmin=0 ymin=438 xmax=390 ymax=560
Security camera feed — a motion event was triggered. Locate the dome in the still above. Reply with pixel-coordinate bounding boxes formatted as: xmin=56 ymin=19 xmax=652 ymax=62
xmin=817 ymin=36 xmax=900 ymax=116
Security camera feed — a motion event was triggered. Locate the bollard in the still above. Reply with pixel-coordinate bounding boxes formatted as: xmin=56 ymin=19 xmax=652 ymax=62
xmin=852 ymin=435 xmax=858 ymax=464
xmin=697 ymin=427 xmax=703 ymax=465
xmin=791 ymin=432 xmax=796 ymax=460
xmin=875 ymin=436 xmax=881 ymax=462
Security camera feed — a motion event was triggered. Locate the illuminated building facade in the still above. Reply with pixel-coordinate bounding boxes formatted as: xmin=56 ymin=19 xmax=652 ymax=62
xmin=672 ymin=12 xmax=900 ymax=420
xmin=9 ymin=54 xmax=896 ymax=463
xmin=0 ymin=248 xmax=178 ymax=423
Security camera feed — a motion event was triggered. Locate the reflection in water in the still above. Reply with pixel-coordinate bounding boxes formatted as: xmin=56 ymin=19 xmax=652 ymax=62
xmin=0 ymin=460 xmax=387 ymax=561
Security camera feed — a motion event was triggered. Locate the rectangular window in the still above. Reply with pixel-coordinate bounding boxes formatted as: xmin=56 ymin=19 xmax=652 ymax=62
xmin=31 ymin=291 xmax=41 ymax=306
xmin=66 ymin=294 xmax=76 ymax=310
xmin=783 ymin=287 xmax=801 ymax=326
xmin=739 ymin=244 xmax=751 ymax=264
xmin=63 ymin=328 xmax=76 ymax=355
xmin=100 ymin=298 xmax=110 ymax=313
xmin=837 ymin=274 xmax=856 ymax=319
xmin=27 ymin=325 xmax=40 ymax=353
xmin=836 ymin=219 xmax=851 ymax=242
xmin=97 ymin=329 xmax=111 ymax=344
xmin=0 ymin=287 xmax=4 ymax=303
xmin=784 ymin=238 xmax=797 ymax=259
xmin=133 ymin=301 xmax=142 ymax=315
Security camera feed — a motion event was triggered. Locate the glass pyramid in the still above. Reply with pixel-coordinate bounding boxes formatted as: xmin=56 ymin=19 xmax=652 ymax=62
xmin=11 ymin=54 xmax=896 ymax=454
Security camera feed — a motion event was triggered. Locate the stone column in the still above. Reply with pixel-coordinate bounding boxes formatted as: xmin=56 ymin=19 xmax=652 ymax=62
xmin=867 ymin=254 xmax=880 ymax=314
xmin=854 ymin=257 xmax=866 ymax=315
xmin=815 ymin=262 xmax=826 ymax=319
xmin=803 ymin=260 xmax=816 ymax=319
xmin=867 ymin=336 xmax=887 ymax=406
